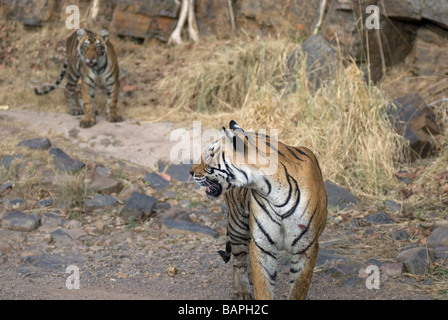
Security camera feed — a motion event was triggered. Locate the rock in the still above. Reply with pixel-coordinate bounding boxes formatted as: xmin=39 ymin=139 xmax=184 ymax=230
xmin=413 ymin=24 xmax=448 ymax=82
xmin=17 ymin=137 xmax=51 ymax=150
xmin=0 ymin=154 xmax=22 ymax=168
xmin=161 ymin=218 xmax=218 ymax=239
xmin=22 ymin=253 xmax=86 ymax=271
xmin=3 ymin=198 xmax=26 ymax=210
xmin=50 ymin=229 xmax=72 ymax=243
xmin=119 ymin=192 xmax=157 ymax=221
xmin=64 ymin=228 xmax=87 ymax=240
xmin=381 ymin=262 xmax=403 ymax=277
xmin=166 ymin=265 xmax=178 ymax=277
xmin=161 ymin=190 xmax=177 ymax=199
xmin=66 ymin=219 xmax=82 ymax=230
xmin=142 ymin=172 xmax=170 ymax=190
xmin=392 ymin=230 xmax=411 ymax=241
xmin=2 ymin=211 xmax=39 ymax=232
xmin=426 ymin=227 xmax=448 ymax=248
xmin=343 ymin=276 xmax=359 ymax=288
xmin=365 ymin=258 xmax=384 ymax=267
xmin=1 ymin=0 xmax=58 ymax=26
xmin=366 ymin=212 xmax=394 ymax=225
xmin=110 ymin=1 xmax=179 ymax=41
xmin=287 ymin=34 xmax=339 ymax=90
xmin=0 ymin=229 xmax=24 ymax=251
xmin=321 ymin=0 xmax=418 ymax=82
xmin=40 ymin=211 xmax=66 ymax=227
xmin=85 ymin=195 xmax=117 ymax=212
xmin=0 ymin=182 xmax=13 ymax=197
xmin=397 ymin=247 xmax=422 ymax=262
xmin=386 ymin=94 xmax=441 ymax=158
xmin=398 ymin=247 xmax=435 ymax=275
xmin=384 ymin=200 xmax=401 ymax=213
xmin=237 ymin=0 xmax=321 ymax=36
xmin=435 ymin=247 xmax=448 ymax=261
xmin=326 ymin=264 xmax=358 ymax=278
xmin=324 ymin=181 xmax=358 ymax=209
xmin=94 ymin=166 xmax=112 ymax=178
xmin=49 ymin=147 xmax=85 ymax=174
xmin=166 ymin=163 xmax=193 ymax=182
xmin=37 ymin=198 xmax=54 ymax=207
xmin=316 ymin=248 xmax=347 ymax=267
xmin=89 ymin=175 xmax=124 ymax=195
xmin=382 ymin=0 xmax=448 ymax=29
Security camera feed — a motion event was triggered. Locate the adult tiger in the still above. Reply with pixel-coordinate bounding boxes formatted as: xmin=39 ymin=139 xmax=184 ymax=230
xmin=34 ymin=28 xmax=122 ymax=128
xmin=190 ymin=120 xmax=327 ymax=300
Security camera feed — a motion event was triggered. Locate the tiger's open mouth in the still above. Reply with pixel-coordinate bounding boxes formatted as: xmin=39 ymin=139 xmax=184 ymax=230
xmin=199 ymin=179 xmax=223 ymax=198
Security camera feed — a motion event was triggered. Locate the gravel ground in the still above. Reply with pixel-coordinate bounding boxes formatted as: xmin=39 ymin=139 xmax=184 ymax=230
xmin=0 ymin=110 xmax=442 ymax=301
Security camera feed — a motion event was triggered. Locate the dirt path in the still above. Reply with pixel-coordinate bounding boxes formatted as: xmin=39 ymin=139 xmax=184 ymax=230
xmin=0 ymin=109 xmax=439 ymax=301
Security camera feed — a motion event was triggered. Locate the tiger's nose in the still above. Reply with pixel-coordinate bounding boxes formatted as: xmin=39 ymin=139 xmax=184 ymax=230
xmin=189 ymin=169 xmax=194 ymax=176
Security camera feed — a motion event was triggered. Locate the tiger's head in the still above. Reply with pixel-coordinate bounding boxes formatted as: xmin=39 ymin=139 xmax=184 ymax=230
xmin=190 ymin=120 xmax=278 ymax=198
xmin=76 ymin=29 xmax=108 ymax=69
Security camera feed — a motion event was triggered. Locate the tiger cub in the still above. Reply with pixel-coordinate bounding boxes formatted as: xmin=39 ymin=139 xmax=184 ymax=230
xmin=35 ymin=29 xmax=122 ymax=128
xmin=190 ymin=120 xmax=327 ymax=300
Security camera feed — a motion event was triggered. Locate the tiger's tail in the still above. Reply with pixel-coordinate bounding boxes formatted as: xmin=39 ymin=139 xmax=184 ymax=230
xmin=218 ymin=239 xmax=232 ymax=263
xmin=34 ymin=59 xmax=68 ymax=95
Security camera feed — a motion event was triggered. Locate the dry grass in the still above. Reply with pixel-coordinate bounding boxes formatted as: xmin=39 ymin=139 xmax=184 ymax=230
xmin=153 ymin=35 xmax=413 ymax=197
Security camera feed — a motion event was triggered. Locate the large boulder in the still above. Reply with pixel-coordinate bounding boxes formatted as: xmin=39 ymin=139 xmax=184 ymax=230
xmin=237 ymin=0 xmax=322 ymax=36
xmin=387 ymin=94 xmax=442 ymax=158
xmin=412 ymin=24 xmax=448 ymax=78
xmin=381 ymin=0 xmax=448 ymax=29
xmin=1 ymin=0 xmax=58 ymax=26
xmin=287 ymin=34 xmax=340 ymax=90
xmin=109 ymin=0 xmax=179 ymax=41
xmin=321 ymin=0 xmax=419 ymax=82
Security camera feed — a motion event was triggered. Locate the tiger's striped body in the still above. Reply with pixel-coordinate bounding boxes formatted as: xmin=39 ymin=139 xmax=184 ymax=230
xmin=34 ymin=29 xmax=122 ymax=128
xmin=190 ymin=121 xmax=327 ymax=300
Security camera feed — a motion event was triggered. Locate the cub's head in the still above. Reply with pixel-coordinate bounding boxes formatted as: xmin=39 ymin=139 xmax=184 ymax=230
xmin=76 ymin=29 xmax=108 ymax=68
xmin=190 ymin=120 xmax=276 ymax=198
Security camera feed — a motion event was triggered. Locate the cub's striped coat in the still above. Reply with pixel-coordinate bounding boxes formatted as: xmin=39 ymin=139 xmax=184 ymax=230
xmin=35 ymin=29 xmax=122 ymax=128
xmin=190 ymin=121 xmax=327 ymax=300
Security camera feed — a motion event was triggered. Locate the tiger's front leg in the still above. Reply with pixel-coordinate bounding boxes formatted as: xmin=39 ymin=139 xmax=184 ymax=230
xmin=79 ymin=76 xmax=96 ymax=128
xmin=230 ymin=233 xmax=253 ymax=300
xmin=224 ymin=194 xmax=253 ymax=300
xmin=248 ymin=212 xmax=279 ymax=300
xmin=105 ymin=74 xmax=123 ymax=123
xmin=64 ymin=70 xmax=83 ymax=116
xmin=249 ymin=239 xmax=277 ymax=300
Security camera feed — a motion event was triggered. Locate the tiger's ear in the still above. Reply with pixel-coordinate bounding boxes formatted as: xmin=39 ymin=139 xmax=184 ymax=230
xmin=76 ymin=28 xmax=87 ymax=41
xmin=100 ymin=30 xmax=109 ymax=43
xmin=229 ymin=120 xmax=244 ymax=133
xmin=223 ymin=126 xmax=245 ymax=154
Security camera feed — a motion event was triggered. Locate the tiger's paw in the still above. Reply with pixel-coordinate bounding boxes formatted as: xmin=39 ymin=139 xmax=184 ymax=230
xmin=69 ymin=109 xmax=84 ymax=116
xmin=107 ymin=114 xmax=123 ymax=123
xmin=232 ymin=292 xmax=253 ymax=300
xmin=79 ymin=118 xmax=96 ymax=128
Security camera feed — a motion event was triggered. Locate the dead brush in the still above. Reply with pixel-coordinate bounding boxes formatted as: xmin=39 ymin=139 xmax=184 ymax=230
xmin=155 ymin=36 xmax=295 ymax=113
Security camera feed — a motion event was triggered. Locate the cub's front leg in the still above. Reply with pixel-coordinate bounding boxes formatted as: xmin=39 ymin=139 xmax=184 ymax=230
xmin=79 ymin=75 xmax=96 ymax=128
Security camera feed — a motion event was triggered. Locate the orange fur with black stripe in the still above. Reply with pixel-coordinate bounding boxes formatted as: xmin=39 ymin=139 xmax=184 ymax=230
xmin=35 ymin=29 xmax=122 ymax=128
xmin=190 ymin=120 xmax=327 ymax=300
